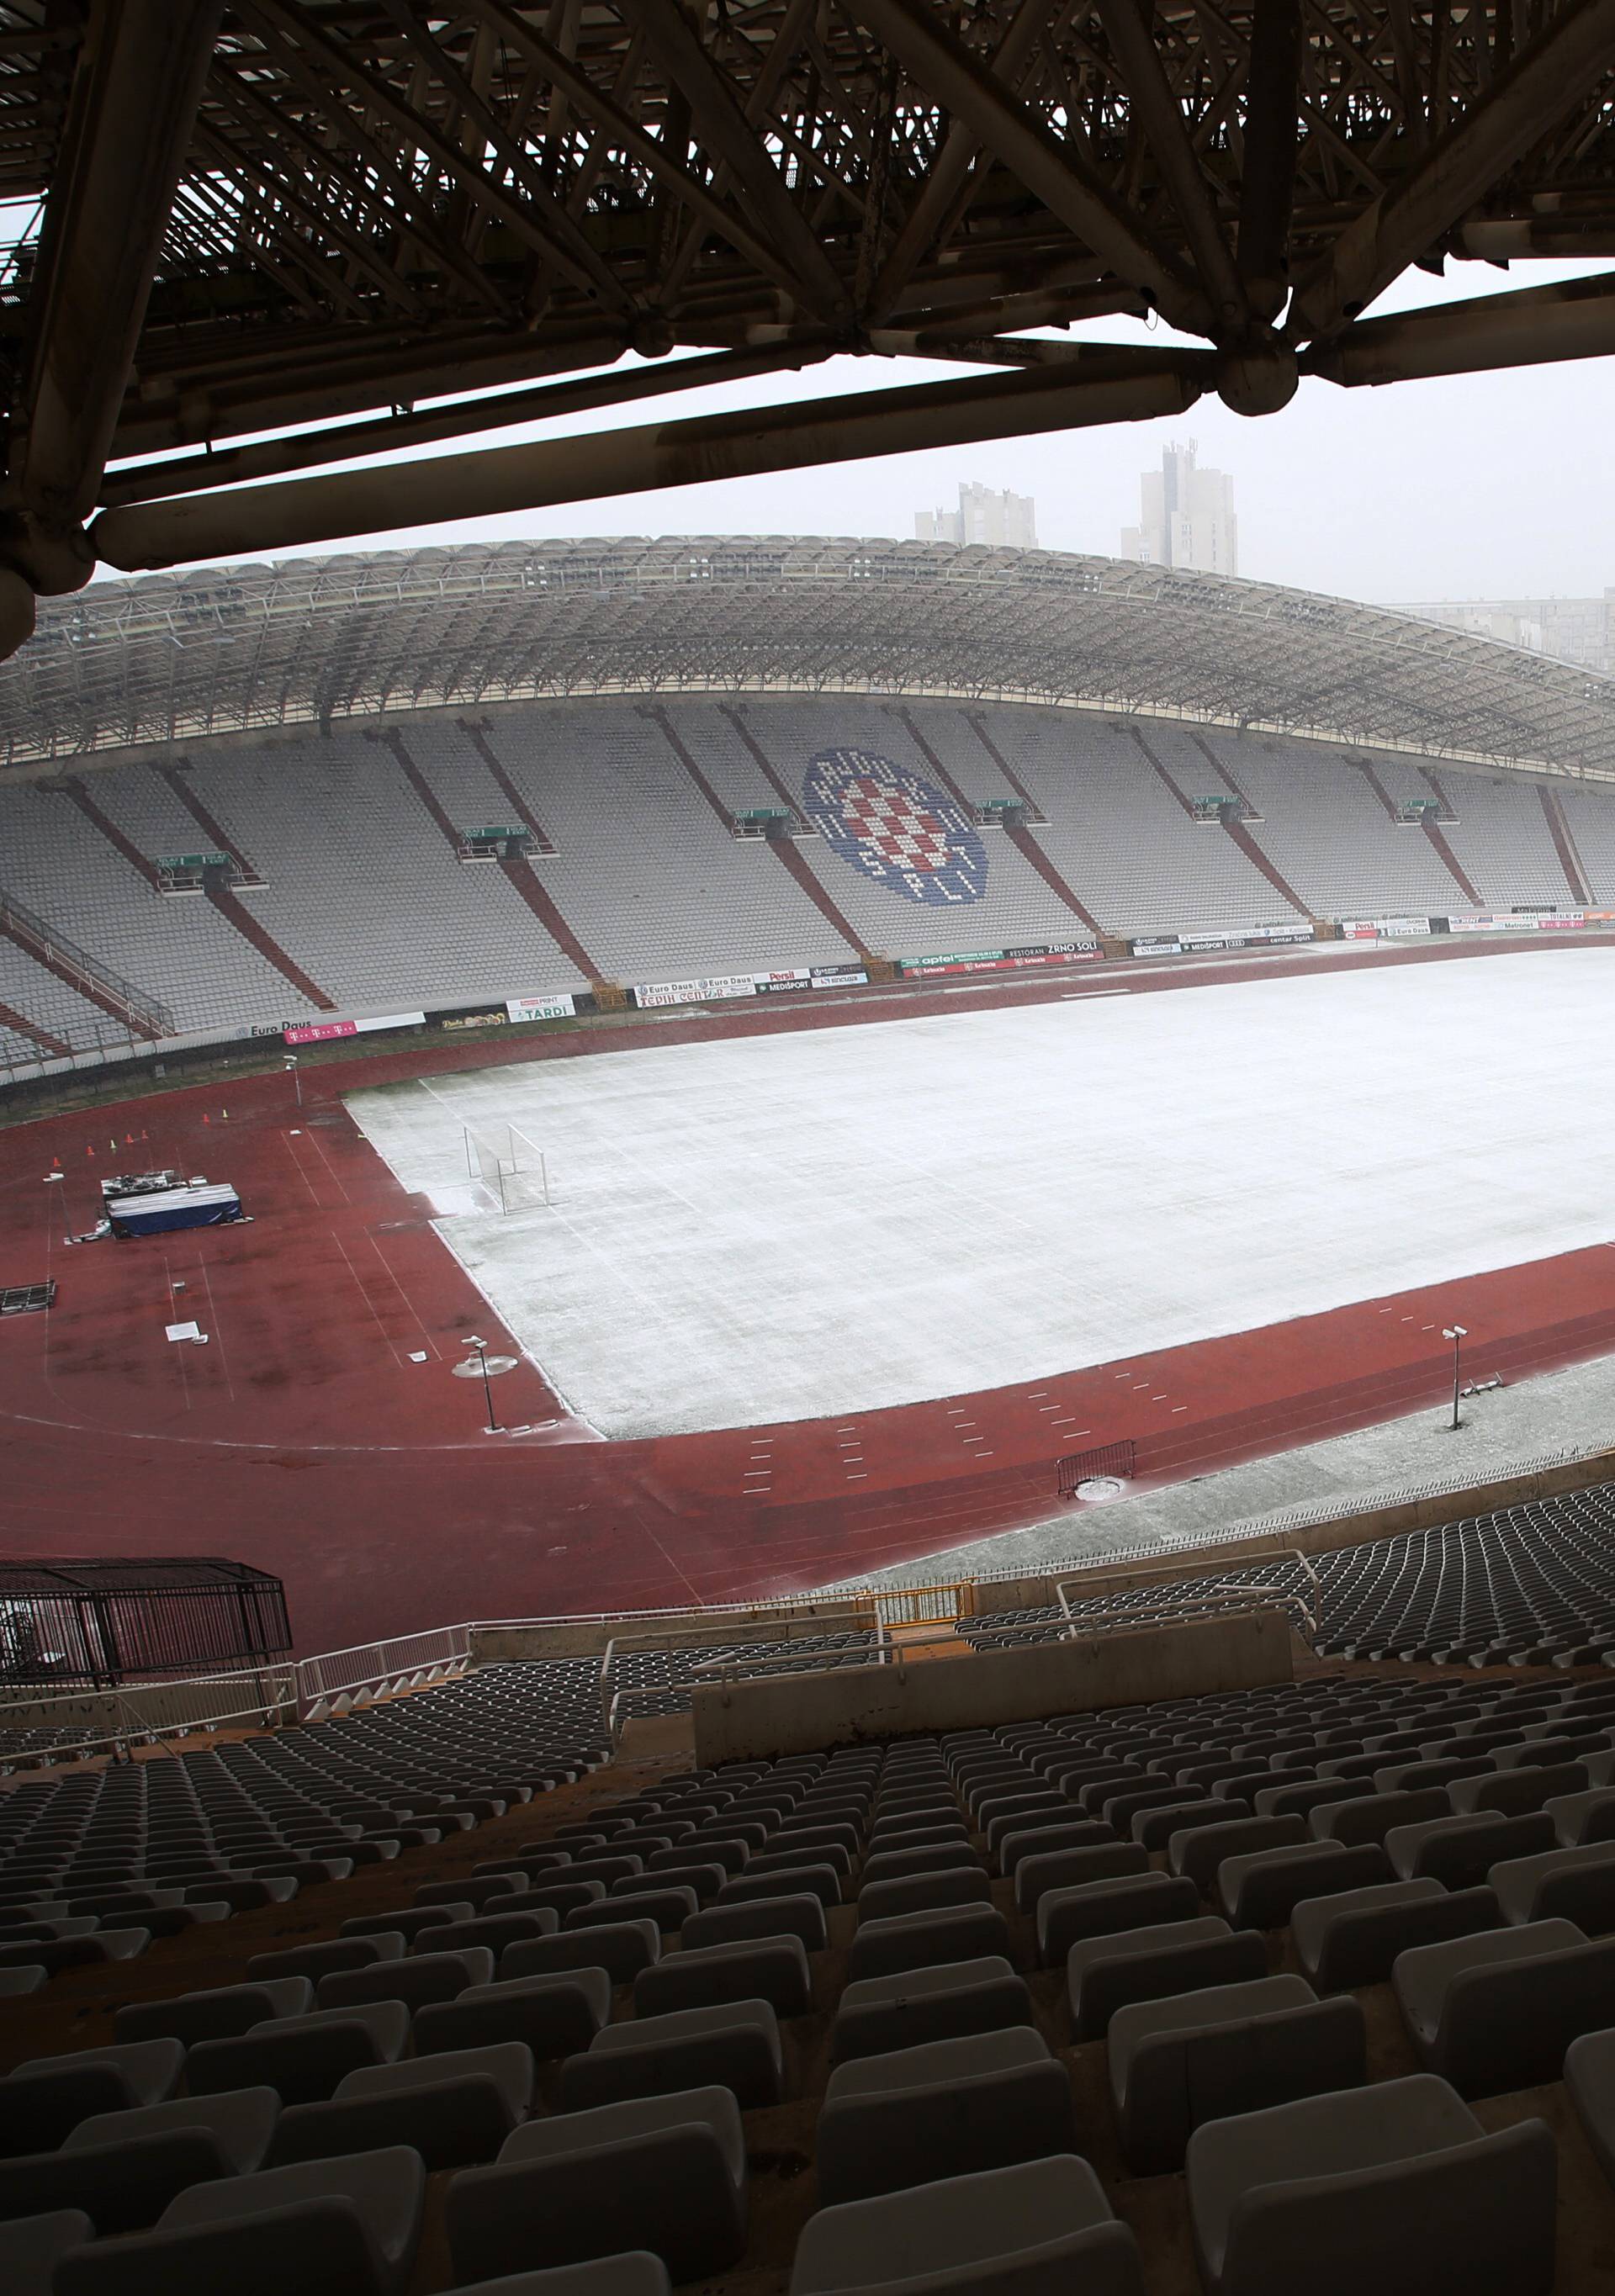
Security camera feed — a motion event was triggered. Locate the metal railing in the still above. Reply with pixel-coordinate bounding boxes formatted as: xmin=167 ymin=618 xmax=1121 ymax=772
xmin=0 ymin=1664 xmax=298 ymax=1773
xmin=1054 ymin=1550 xmax=1322 ymax=1649
xmin=869 ymin=1581 xmax=970 ymax=1626
xmin=0 ymin=890 xmax=176 ymax=1037
xmin=297 ymin=1626 xmax=473 ymax=1717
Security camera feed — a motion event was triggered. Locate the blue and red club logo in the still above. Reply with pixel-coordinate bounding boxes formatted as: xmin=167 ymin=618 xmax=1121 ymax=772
xmin=802 ymin=749 xmax=988 ymax=907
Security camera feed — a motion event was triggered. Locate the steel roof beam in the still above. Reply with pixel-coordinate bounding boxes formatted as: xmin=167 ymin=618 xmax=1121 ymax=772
xmin=612 ymin=0 xmax=852 ymax=323
xmin=98 ymin=344 xmax=832 ymax=507
xmin=1306 ymin=267 xmax=1615 ymax=385
xmin=2 ymin=0 xmax=220 ymax=597
xmin=850 ymin=0 xmax=1207 ymax=336
xmin=1093 ymin=0 xmax=1250 ymax=335
xmin=1290 ymin=0 xmax=1615 ymax=340
xmin=91 ymin=355 xmax=1205 ymax=570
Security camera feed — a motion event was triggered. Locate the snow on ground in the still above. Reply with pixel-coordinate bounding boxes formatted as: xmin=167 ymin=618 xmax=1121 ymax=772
xmin=345 ymin=950 xmax=1615 ymax=1436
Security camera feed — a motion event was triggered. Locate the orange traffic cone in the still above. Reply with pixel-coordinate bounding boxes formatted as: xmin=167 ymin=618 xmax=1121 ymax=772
xmin=86 ymin=1144 xmax=95 ymax=1158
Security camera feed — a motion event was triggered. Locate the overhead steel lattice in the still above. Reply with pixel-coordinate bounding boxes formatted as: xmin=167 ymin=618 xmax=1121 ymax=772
xmin=8 ymin=538 xmax=1614 ymax=782
xmin=1 ymin=2 xmax=1613 ymax=655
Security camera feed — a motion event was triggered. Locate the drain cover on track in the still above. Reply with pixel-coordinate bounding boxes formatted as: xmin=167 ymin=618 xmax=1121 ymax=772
xmin=453 ymin=1353 xmax=519 ymax=1378
xmin=1075 ymin=1475 xmax=1128 ymax=1503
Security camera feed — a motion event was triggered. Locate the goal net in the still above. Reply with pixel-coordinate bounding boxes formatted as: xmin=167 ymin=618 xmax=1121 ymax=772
xmin=463 ymin=1122 xmax=551 ymax=1214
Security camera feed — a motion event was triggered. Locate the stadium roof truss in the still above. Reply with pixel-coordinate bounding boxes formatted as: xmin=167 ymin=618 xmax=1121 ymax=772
xmin=1 ymin=3 xmax=1614 ymax=656
xmin=8 ymin=537 xmax=1614 ymax=783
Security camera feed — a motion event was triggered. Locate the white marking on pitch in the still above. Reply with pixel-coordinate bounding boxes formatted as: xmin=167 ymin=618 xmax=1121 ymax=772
xmin=343 ymin=949 xmax=1615 ymax=1440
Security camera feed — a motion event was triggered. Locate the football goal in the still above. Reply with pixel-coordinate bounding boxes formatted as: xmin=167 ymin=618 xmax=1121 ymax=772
xmin=463 ymin=1121 xmax=551 ymax=1214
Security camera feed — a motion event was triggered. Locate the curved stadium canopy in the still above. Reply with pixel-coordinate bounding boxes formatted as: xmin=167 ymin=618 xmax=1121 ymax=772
xmin=6 ymin=537 xmax=1614 ymax=784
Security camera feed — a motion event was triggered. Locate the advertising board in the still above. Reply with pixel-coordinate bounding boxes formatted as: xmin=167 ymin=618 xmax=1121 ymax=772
xmin=633 ymin=976 xmax=758 ymax=1009
xmin=506 ymin=994 xmax=577 ymax=1023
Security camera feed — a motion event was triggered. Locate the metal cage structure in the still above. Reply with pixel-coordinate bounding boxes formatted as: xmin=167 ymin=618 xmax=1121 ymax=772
xmin=7 ymin=538 xmax=1615 ymax=784
xmin=0 ymin=1556 xmax=292 ymax=1690
xmin=4 ymin=1 xmax=1615 ymax=656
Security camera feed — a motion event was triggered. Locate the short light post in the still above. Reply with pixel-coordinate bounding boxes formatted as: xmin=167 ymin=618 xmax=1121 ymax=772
xmin=1443 ymin=1325 xmax=1468 ymax=1432
xmin=283 ymin=1055 xmax=301 ymax=1108
xmin=465 ymin=1333 xmax=500 ymax=1433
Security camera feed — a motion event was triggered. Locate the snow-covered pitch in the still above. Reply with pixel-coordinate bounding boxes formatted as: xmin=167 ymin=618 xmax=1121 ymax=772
xmin=345 ymin=950 xmax=1615 ymax=1436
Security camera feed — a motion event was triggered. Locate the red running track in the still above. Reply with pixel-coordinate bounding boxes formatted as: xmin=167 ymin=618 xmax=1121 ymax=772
xmin=4 ymin=931 xmax=1615 ymax=1656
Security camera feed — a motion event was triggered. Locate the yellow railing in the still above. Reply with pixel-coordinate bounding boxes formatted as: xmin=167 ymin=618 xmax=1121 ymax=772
xmin=871 ymin=1582 xmax=972 ymax=1627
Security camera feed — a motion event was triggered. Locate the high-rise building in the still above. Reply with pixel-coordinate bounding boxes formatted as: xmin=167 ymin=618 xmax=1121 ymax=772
xmin=1387 ymin=593 xmax=1615 ymax=677
xmin=1121 ymin=439 xmax=1237 ymax=575
xmin=915 ymin=481 xmax=1037 ymax=549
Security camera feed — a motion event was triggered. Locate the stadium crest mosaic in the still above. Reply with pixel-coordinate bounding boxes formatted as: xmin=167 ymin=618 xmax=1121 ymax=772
xmin=802 ymin=749 xmax=988 ymax=907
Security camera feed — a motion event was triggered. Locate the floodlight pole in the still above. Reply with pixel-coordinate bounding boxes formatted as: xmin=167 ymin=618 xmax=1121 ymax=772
xmin=1443 ymin=1325 xmax=1468 ymax=1431
xmin=465 ymin=1334 xmax=500 ymax=1433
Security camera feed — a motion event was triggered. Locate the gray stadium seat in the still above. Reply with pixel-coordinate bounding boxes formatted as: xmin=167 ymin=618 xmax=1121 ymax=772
xmin=0 ymin=2087 xmax=280 ymax=2230
xmin=342 ymin=1904 xmax=473 ymax=1943
xmin=447 ymin=2261 xmax=670 ymax=2296
xmin=815 ymin=2029 xmax=1076 ymax=2205
xmin=1546 ymin=1788 xmax=1615 ymax=1849
xmin=1311 ymin=1789 xmax=1451 ymax=1849
xmin=681 ymin=1893 xmax=828 ymax=1955
xmin=861 ymin=1843 xmax=978 ymax=1888
xmin=447 ymin=2087 xmax=749 ymax=2284
xmin=1216 ymin=1840 xmax=1390 ymax=1929
xmin=1170 ymin=1816 xmax=1307 ymax=1891
xmin=0 ymin=2209 xmax=92 ymax=2296
xmin=568 ymin=1887 xmax=698 ymax=1936
xmin=1109 ymin=1975 xmax=1367 ymax=2172
xmin=415 ymin=1970 xmax=612 ymax=2062
xmin=1036 ymin=1870 xmax=1199 ymax=1966
xmin=1292 ymin=1880 xmax=1501 ymax=1992
xmin=54 ymin=2145 xmax=426 ymax=2296
xmin=1015 ymin=1843 xmax=1147 ymax=1921
xmin=718 ymin=1864 xmax=842 ymax=1910
xmin=503 ymin=1920 xmax=660 ymax=1987
xmin=845 ymin=1903 xmax=1010 ymax=1986
xmin=1393 ymin=1918 xmax=1615 ymax=2094
xmin=855 ymin=1869 xmax=992 ymax=1924
xmin=317 ymin=1946 xmax=493 ymax=2013
xmin=270 ymin=2041 xmax=533 ymax=2169
xmin=428 ymin=1912 xmax=561 ymax=1957
xmin=1487 ymin=1840 xmax=1615 ymax=1931
xmin=633 ymin=1934 xmax=811 ymax=2019
xmin=0 ymin=2040 xmax=183 ymax=2154
xmin=1067 ymin=1917 xmax=1268 ymax=2041
xmin=186 ymin=2004 xmax=410 ymax=2104
xmin=1385 ymin=1812 xmax=1554 ymax=1890
xmin=246 ymin=1934 xmax=405 ymax=1985
xmin=114 ymin=1978 xmax=313 ymax=2047
xmin=558 ymin=1998 xmax=784 ymax=2110
xmin=1185 ymin=2074 xmax=1554 ymax=2296
xmin=789 ymin=2156 xmax=1142 ymax=2295
xmin=1564 ymin=2027 xmax=1615 ymax=2191
xmin=830 ymin=1955 xmax=1033 ymax=2063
